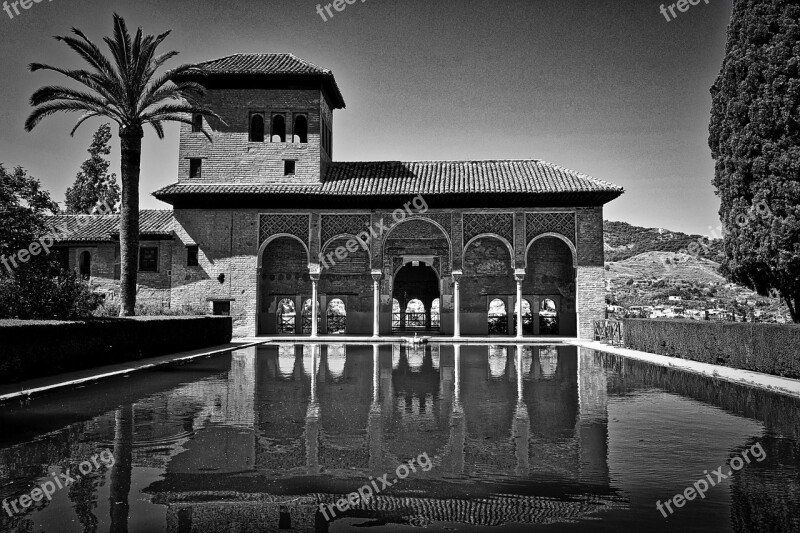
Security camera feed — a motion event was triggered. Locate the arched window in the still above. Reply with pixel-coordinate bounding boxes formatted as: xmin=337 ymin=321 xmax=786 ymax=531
xmin=192 ymin=114 xmax=203 ymax=133
xmin=277 ymin=298 xmax=295 ymax=334
xmin=250 ymin=114 xmax=265 ymax=142
xmin=271 ymin=114 xmax=286 ymax=142
xmin=405 ymin=299 xmax=425 ymax=330
xmin=392 ymin=298 xmax=401 ymax=330
xmin=301 ymin=298 xmax=320 ymax=334
xmin=539 ymin=299 xmax=559 ymax=335
xmin=327 ymin=298 xmax=346 ymax=334
xmin=293 ymin=115 xmax=308 ymax=143
xmin=488 ymin=298 xmax=507 ymax=335
xmin=79 ymin=251 xmax=91 ymax=279
xmin=522 ymin=299 xmax=533 ymax=334
xmin=431 ymin=298 xmax=440 ymax=329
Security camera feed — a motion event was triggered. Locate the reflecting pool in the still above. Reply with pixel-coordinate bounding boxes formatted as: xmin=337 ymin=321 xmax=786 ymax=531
xmin=0 ymin=344 xmax=799 ymax=532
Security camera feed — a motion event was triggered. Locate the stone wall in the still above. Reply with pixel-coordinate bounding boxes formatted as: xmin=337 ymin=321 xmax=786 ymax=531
xmin=53 ymin=206 xmax=607 ymax=338
xmin=178 ymin=88 xmax=324 ymax=185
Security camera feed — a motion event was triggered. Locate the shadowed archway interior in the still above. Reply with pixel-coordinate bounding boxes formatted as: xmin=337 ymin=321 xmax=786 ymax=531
xmin=392 ymin=262 xmax=440 ymax=332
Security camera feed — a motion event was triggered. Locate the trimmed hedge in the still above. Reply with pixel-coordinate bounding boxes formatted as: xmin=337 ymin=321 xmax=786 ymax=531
xmin=0 ymin=316 xmax=232 ymax=384
xmin=622 ymin=319 xmax=800 ymax=379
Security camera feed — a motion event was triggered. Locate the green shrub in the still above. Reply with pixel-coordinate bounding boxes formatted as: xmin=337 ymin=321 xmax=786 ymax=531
xmin=0 ymin=316 xmax=233 ymax=384
xmin=94 ymin=301 xmax=207 ymax=317
xmin=0 ymin=258 xmax=101 ymax=319
xmin=623 ymin=319 xmax=800 ymax=379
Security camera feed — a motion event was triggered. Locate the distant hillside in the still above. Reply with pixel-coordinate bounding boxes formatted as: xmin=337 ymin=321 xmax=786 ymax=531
xmin=602 ymin=222 xmax=791 ymax=322
xmin=604 ymin=221 xmax=724 ymax=262
xmin=607 ymin=251 xmax=725 ymax=285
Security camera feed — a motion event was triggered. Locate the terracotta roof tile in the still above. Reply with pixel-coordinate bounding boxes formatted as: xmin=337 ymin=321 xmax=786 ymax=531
xmin=153 ymin=160 xmax=624 ymax=200
xmin=47 ymin=210 xmax=174 ymax=242
xmin=194 ymin=53 xmax=333 ymax=76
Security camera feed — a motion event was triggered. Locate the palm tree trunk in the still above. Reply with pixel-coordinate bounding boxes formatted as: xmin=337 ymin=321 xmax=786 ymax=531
xmin=119 ymin=126 xmax=143 ymax=317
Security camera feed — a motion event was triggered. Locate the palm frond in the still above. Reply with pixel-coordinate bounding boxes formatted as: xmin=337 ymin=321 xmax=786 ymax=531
xmin=69 ymin=111 xmax=104 ymax=136
xmin=148 ymin=119 xmax=165 ymax=139
xmin=25 ymin=100 xmax=113 ymax=131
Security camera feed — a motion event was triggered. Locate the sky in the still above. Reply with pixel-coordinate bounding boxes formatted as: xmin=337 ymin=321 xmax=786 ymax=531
xmin=0 ymin=0 xmax=733 ymax=235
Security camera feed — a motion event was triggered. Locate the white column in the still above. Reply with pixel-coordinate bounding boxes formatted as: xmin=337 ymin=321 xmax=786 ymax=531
xmin=309 ymin=266 xmax=320 ymax=338
xmin=311 ymin=280 xmax=318 ymax=337
xmin=452 ymin=270 xmax=462 ymax=338
xmin=372 ymin=269 xmax=382 ymax=338
xmin=515 ymin=269 xmax=525 ymax=339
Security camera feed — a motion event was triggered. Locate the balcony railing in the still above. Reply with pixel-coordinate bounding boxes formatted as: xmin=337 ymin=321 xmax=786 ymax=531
xmin=594 ymin=319 xmax=623 ymax=346
xmin=392 ymin=312 xmax=439 ymax=332
xmin=277 ymin=315 xmax=295 ymax=334
xmin=327 ymin=314 xmax=346 ymax=334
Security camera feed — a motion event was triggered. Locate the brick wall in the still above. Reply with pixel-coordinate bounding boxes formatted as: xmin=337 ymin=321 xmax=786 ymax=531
xmin=576 ymin=207 xmax=606 ymax=339
xmin=179 ymin=88 xmax=324 ymax=185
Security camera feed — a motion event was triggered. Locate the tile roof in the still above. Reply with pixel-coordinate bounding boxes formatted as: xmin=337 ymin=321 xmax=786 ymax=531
xmin=184 ymin=53 xmax=346 ymax=109
xmin=47 ymin=210 xmax=174 ymax=242
xmin=194 ymin=53 xmax=333 ymax=76
xmin=153 ymin=160 xmax=624 ymax=200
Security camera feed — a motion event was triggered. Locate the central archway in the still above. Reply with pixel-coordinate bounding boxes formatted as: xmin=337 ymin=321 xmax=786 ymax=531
xmin=393 ymin=262 xmax=440 ymax=332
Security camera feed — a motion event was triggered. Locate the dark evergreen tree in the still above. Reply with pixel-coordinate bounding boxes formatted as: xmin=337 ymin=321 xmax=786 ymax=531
xmin=0 ymin=163 xmax=58 ymax=262
xmin=709 ymin=0 xmax=800 ymax=322
xmin=65 ymin=123 xmax=120 ymax=214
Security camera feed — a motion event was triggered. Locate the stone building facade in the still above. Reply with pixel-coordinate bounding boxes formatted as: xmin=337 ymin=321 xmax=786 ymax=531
xmin=52 ymin=53 xmax=623 ymax=338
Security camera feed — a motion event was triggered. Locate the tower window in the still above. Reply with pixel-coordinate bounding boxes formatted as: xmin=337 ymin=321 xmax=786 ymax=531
xmin=187 ymin=245 xmax=199 ymax=267
xmin=284 ymin=160 xmax=296 ymax=176
xmin=192 ymin=114 xmax=203 ymax=133
xmin=249 ymin=114 xmax=265 ymax=142
xmin=189 ymin=158 xmax=202 ymax=179
xmin=293 ymin=115 xmax=308 ymax=143
xmin=271 ymin=114 xmax=286 ymax=142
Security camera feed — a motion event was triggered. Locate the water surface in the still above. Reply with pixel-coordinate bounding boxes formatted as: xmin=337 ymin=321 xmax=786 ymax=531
xmin=0 ymin=343 xmax=798 ymax=532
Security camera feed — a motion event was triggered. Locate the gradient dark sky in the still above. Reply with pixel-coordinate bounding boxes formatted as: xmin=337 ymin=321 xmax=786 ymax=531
xmin=0 ymin=0 xmax=732 ymax=234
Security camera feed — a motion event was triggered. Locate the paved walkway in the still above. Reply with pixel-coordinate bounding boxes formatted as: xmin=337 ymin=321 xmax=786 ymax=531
xmin=570 ymin=340 xmax=800 ymax=399
xmin=0 ymin=341 xmax=261 ymax=403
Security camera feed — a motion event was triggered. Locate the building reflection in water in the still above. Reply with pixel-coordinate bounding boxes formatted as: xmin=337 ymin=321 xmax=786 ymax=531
xmin=3 ymin=344 xmax=798 ymax=532
xmin=138 ymin=343 xmax=624 ymax=531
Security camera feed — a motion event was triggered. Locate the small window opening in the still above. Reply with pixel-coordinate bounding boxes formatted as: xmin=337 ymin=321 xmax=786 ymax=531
xmin=191 ymin=114 xmax=203 ymax=133
xmin=187 ymin=245 xmax=199 ymax=267
xmin=293 ymin=115 xmax=308 ymax=143
xmin=189 ymin=158 xmax=202 ymax=179
xmin=271 ymin=114 xmax=286 ymax=142
xmin=284 ymin=160 xmax=296 ymax=176
xmin=250 ymin=114 xmax=265 ymax=142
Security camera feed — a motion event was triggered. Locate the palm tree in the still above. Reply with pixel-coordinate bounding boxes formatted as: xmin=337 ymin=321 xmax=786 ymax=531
xmin=25 ymin=13 xmax=216 ymax=316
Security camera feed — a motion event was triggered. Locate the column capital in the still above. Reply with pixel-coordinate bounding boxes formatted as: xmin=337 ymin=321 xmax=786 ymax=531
xmin=514 ymin=268 xmax=526 ymax=282
xmin=308 ymin=263 xmax=321 ymax=281
xmin=371 ymin=269 xmax=383 ymax=282
xmin=451 ymin=269 xmax=463 ymax=281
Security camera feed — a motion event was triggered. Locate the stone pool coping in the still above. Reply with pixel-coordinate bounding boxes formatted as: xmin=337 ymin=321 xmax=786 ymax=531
xmin=571 ymin=339 xmax=800 ymax=399
xmin=240 ymin=335 xmax=571 ymax=344
xmin=0 ymin=340 xmax=262 ymax=403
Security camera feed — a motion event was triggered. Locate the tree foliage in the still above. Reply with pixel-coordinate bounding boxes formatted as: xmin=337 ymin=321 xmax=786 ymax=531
xmin=65 ymin=123 xmax=120 ymax=214
xmin=709 ymin=0 xmax=800 ymax=322
xmin=0 ymin=164 xmax=99 ymax=319
xmin=0 ymin=163 xmax=59 ymax=261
